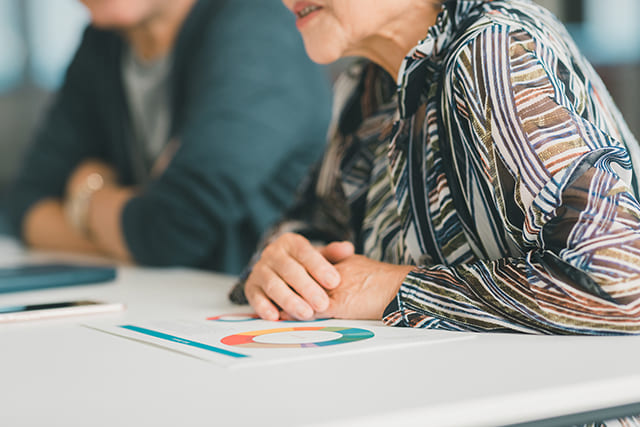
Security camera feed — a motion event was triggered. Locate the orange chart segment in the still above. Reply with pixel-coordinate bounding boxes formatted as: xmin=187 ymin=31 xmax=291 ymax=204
xmin=220 ymin=326 xmax=374 ymax=349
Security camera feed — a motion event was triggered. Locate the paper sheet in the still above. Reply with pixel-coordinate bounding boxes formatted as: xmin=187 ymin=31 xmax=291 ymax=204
xmin=86 ymin=312 xmax=474 ymax=368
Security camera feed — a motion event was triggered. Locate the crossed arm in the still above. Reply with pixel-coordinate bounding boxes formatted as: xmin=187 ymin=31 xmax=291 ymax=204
xmin=23 ymin=160 xmax=134 ymax=262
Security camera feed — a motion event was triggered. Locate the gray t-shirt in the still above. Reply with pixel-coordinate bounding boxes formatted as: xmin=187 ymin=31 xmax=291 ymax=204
xmin=121 ymin=46 xmax=172 ymax=170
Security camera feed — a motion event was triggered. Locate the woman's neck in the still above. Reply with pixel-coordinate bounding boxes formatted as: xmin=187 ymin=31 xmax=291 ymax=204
xmin=123 ymin=0 xmax=196 ymax=62
xmin=349 ymin=3 xmax=442 ymax=79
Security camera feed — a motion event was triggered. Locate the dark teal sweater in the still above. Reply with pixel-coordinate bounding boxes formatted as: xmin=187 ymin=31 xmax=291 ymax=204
xmin=5 ymin=0 xmax=331 ymax=273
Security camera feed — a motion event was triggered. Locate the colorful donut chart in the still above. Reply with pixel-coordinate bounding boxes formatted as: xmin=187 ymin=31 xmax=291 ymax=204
xmin=220 ymin=326 xmax=374 ymax=348
xmin=206 ymin=313 xmax=260 ymax=322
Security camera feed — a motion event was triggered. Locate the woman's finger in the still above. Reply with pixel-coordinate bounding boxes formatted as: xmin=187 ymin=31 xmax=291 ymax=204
xmin=280 ymin=233 xmax=341 ymax=289
xmin=264 ymin=248 xmax=329 ymax=312
xmin=244 ymin=277 xmax=280 ymax=321
xmin=251 ymin=262 xmax=315 ymax=320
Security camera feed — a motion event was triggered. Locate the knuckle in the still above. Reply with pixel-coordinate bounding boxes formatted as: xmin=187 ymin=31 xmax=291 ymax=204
xmin=295 ymin=276 xmax=316 ymax=297
xmin=261 ymin=243 xmax=276 ymax=259
xmin=277 ymin=232 xmax=295 ymax=246
xmin=250 ymin=263 xmax=268 ymax=281
xmin=281 ymin=232 xmax=296 ymax=241
xmin=284 ymin=232 xmax=305 ymax=249
xmin=290 ymin=240 xmax=310 ymax=260
xmin=262 ymin=242 xmax=288 ymax=264
xmin=283 ymin=295 xmax=300 ymax=311
xmin=262 ymin=276 xmax=280 ymax=295
xmin=298 ymin=247 xmax=319 ymax=266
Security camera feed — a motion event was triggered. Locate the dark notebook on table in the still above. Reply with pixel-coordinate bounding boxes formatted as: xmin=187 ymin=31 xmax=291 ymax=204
xmin=0 ymin=264 xmax=117 ymax=294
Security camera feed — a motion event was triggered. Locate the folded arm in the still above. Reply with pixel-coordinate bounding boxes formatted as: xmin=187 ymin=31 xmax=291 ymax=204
xmin=383 ymin=26 xmax=640 ymax=334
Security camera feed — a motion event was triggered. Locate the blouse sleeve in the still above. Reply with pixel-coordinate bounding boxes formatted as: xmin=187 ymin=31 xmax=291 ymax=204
xmin=383 ymin=25 xmax=640 ymax=334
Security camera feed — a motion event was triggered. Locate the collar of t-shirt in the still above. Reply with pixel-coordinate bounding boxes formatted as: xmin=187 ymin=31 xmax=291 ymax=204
xmin=121 ymin=45 xmax=172 ymax=175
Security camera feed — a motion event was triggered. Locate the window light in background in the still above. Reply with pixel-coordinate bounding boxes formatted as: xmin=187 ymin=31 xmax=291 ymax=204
xmin=0 ymin=0 xmax=88 ymax=93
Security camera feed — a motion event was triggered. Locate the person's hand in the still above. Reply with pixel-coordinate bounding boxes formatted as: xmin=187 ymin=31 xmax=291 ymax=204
xmin=244 ymin=233 xmax=355 ymax=321
xmin=66 ymin=159 xmax=117 ymax=198
xmin=316 ymin=255 xmax=414 ymax=320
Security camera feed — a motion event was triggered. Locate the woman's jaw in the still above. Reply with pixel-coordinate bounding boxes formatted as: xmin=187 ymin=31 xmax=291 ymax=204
xmin=282 ymin=0 xmax=440 ymax=76
xmin=285 ymin=0 xmax=344 ymax=65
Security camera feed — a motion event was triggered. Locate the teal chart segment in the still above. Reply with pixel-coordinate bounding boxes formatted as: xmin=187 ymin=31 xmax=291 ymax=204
xmin=120 ymin=325 xmax=249 ymax=358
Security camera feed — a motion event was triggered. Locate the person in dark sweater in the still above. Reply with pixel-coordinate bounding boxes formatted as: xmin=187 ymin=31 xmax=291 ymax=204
xmin=5 ymin=0 xmax=331 ymax=273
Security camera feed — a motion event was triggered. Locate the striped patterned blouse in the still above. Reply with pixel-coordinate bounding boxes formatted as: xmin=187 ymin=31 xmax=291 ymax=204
xmin=231 ymin=0 xmax=640 ymax=335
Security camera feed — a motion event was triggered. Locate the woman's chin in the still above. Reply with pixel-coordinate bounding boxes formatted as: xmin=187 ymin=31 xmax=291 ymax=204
xmin=304 ymin=46 xmax=342 ymax=65
xmin=88 ymin=12 xmax=140 ymax=30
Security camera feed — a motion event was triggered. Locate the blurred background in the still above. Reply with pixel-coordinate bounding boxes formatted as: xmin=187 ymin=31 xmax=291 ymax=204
xmin=0 ymin=0 xmax=639 ymax=218
xmin=0 ymin=0 xmax=88 ymax=195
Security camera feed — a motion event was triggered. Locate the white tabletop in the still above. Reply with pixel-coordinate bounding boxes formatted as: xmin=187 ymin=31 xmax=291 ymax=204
xmin=1 ymin=237 xmax=640 ymax=427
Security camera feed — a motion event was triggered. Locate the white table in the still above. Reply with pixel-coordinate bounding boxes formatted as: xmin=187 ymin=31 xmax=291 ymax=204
xmin=1 ymin=236 xmax=640 ymax=427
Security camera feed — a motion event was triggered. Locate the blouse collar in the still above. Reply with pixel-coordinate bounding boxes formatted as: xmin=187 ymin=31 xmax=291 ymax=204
xmin=396 ymin=0 xmax=489 ymax=118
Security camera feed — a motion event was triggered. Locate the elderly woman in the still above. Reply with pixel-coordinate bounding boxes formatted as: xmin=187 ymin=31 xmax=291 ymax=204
xmin=230 ymin=0 xmax=640 ymax=335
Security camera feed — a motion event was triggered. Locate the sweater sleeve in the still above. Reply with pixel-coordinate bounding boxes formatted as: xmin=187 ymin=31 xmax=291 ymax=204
xmin=121 ymin=1 xmax=332 ymax=273
xmin=4 ymin=27 xmax=106 ymax=240
xmin=383 ymin=25 xmax=640 ymax=334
